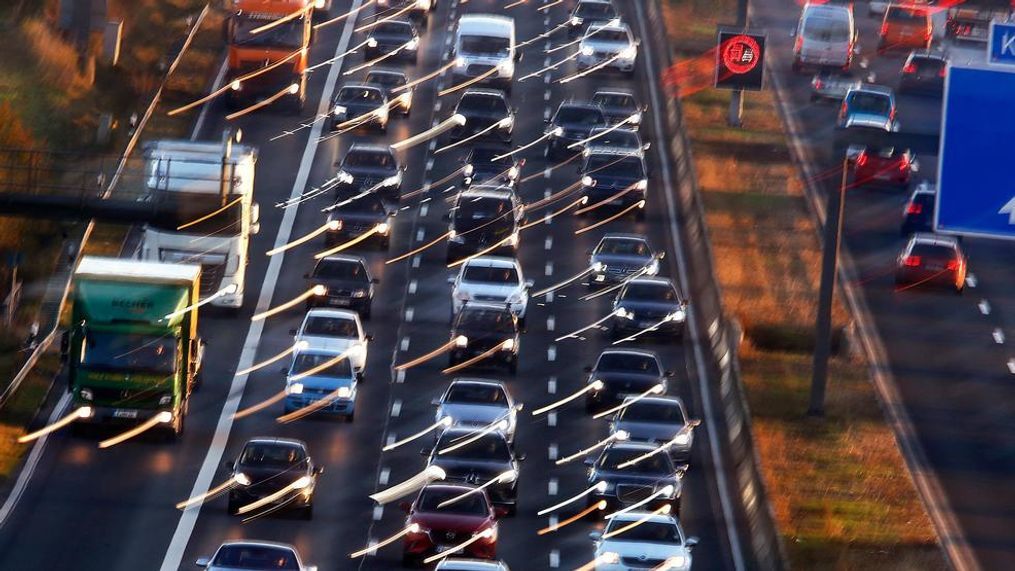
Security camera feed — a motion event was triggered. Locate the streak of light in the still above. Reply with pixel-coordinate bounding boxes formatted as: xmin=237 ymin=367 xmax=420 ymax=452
xmin=556 ymin=431 xmax=629 ymax=466
xmin=519 ymin=196 xmax=587 ymax=230
xmin=434 ymin=117 xmax=511 ymax=154
xmin=349 ymin=524 xmax=420 ymax=558
xmin=437 ymin=470 xmax=517 ymax=508
xmin=390 ymin=114 xmax=467 ymax=151
xmin=331 ymin=102 xmax=392 ymax=132
xmin=518 ymin=50 xmax=581 ymax=82
xmin=249 ymin=5 xmax=311 ymax=35
xmin=176 ymin=197 xmax=243 ymax=230
xmin=277 ymin=175 xmax=339 ymax=208
xmin=235 ymin=342 xmax=309 ymax=376
xmin=167 ymin=50 xmax=301 ymax=116
xmin=441 ymin=340 xmax=514 ymax=375
xmin=267 ymin=221 xmax=340 ymax=256
xmin=519 ymin=152 xmax=579 ymax=183
xmin=438 ymin=417 xmax=511 ymax=455
xmin=537 ymin=0 xmax=564 ymax=10
xmin=237 ymin=476 xmax=312 ymax=514
xmin=574 ymin=184 xmax=639 ymax=215
xmin=555 ymin=309 xmax=622 ymax=342
xmin=233 ymin=390 xmax=287 ymax=420
xmin=313 ymin=224 xmax=385 ymax=258
xmin=395 ymin=337 xmax=463 ymax=370
xmin=592 ymin=384 xmax=665 ymax=420
xmin=314 ymin=0 xmax=376 ymax=30
xmin=164 ymin=284 xmax=239 ymax=320
xmin=354 ymin=2 xmax=417 ymax=32
xmin=492 ymin=129 xmax=560 ymax=161
xmin=16 ymin=407 xmax=92 ymax=443
xmin=270 ymin=114 xmax=330 ymax=142
xmin=240 ymin=493 xmax=298 ymax=523
xmin=615 ymin=427 xmax=696 ymax=470
xmin=383 ymin=417 xmax=454 ymax=451
xmin=516 ymin=21 xmax=570 ymax=49
xmin=575 ymin=552 xmax=621 ymax=571
xmin=176 ymin=475 xmax=243 ymax=510
xmin=574 ymin=200 xmax=645 ymax=235
xmin=602 ymin=505 xmax=672 ymax=539
xmin=446 ymin=235 xmax=516 ymax=269
xmin=438 ymin=66 xmax=500 ymax=97
xmin=405 ymin=166 xmax=465 ymax=200
xmin=612 ymin=315 xmax=678 ymax=345
xmin=306 ymin=38 xmax=374 ymax=73
xmin=530 ymin=380 xmax=604 ymax=416
xmin=321 ymin=183 xmax=381 ymax=213
xmin=523 ymin=179 xmax=582 ymax=211
xmin=503 ymin=0 xmax=527 ymax=8
xmin=566 ymin=114 xmax=641 ymax=149
xmin=251 ymin=285 xmax=326 ymax=322
xmin=604 ymin=485 xmax=675 ymax=520
xmin=537 ymin=501 xmax=606 ymax=535
xmin=385 ymin=232 xmax=452 ymax=264
xmin=369 ymin=465 xmax=446 ymax=505
xmin=538 ymin=482 xmax=608 ymax=516
xmin=98 ymin=411 xmax=173 ymax=449
xmin=530 ymin=265 xmax=597 ymax=297
xmin=422 ymin=529 xmax=495 ymax=565
xmin=580 ymin=263 xmax=654 ymax=301
xmin=343 ymin=42 xmax=409 ymax=76
xmin=559 ymin=47 xmax=637 ymax=84
xmin=226 ymin=84 xmax=300 ymax=121
xmin=652 ymin=558 xmax=687 ymax=571
xmin=546 ymin=35 xmax=583 ymax=54
xmin=392 ymin=60 xmax=460 ymax=93
xmin=276 ymin=385 xmax=349 ymax=424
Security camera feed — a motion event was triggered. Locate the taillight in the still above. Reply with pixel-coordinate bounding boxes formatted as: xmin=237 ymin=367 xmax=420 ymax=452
xmin=794 ymin=35 xmax=803 ymax=53
xmin=906 ymin=203 xmax=923 ymax=215
xmin=880 ymin=22 xmax=888 ymax=36
xmin=938 ymin=67 xmax=946 ymax=78
xmin=946 ymin=260 xmax=959 ymax=271
xmin=898 ymin=153 xmax=910 ymax=171
xmin=903 ymin=63 xmax=916 ymax=74
xmin=856 ymin=153 xmax=868 ymax=167
xmin=903 ymin=255 xmax=921 ymax=267
xmin=839 ymin=102 xmax=847 ymax=118
xmin=813 ymin=79 xmax=824 ymax=89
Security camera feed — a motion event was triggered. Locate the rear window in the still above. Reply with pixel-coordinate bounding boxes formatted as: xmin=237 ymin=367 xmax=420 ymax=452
xmin=457 ymin=196 xmax=511 ymax=220
xmin=910 ymin=57 xmax=945 ymax=72
xmin=593 ymin=93 xmax=636 ymax=109
xmin=621 ymin=401 xmax=686 ymax=424
xmin=457 ymin=309 xmax=516 ymax=333
xmin=462 ymin=264 xmax=519 ymax=284
xmin=314 ymin=260 xmax=367 ymax=281
xmin=802 ymin=16 xmax=850 ymax=42
xmin=589 ymin=129 xmax=640 ymax=150
xmin=599 ymin=447 xmax=673 ymax=474
xmin=911 ymin=243 xmax=957 ymax=262
xmin=344 ymin=150 xmax=394 ymax=168
xmin=886 ymin=7 xmax=928 ymax=23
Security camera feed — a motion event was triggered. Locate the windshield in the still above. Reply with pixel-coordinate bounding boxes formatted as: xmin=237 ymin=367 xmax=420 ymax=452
xmin=587 ymin=156 xmax=644 ymax=177
xmin=437 ymin=432 xmax=511 ymax=461
xmin=557 ymin=106 xmax=605 ymax=126
xmin=365 ymin=71 xmax=405 ymax=88
xmin=212 ymin=545 xmax=299 ymax=570
xmin=338 ymin=87 xmax=383 ymax=104
xmin=624 ymin=282 xmax=678 ymax=302
xmin=344 ymin=150 xmax=394 ymax=169
xmin=417 ymin=487 xmax=489 ymax=516
xmin=231 ymin=16 xmax=304 ymax=49
xmin=589 ymin=29 xmax=629 ymax=43
xmin=239 ymin=443 xmax=306 ymax=467
xmin=886 ymin=7 xmax=927 ymax=22
xmin=802 ymin=17 xmax=850 ymax=42
xmin=598 ymin=238 xmax=650 ymax=256
xmin=460 ymin=35 xmax=511 ymax=57
xmin=599 ymin=447 xmax=673 ymax=474
xmin=848 ymin=92 xmax=891 ymax=115
xmin=457 ymin=309 xmax=515 ymax=333
xmin=576 ymin=2 xmax=617 ymax=19
xmin=302 ymin=315 xmax=358 ymax=337
xmin=314 ymin=260 xmax=368 ymax=281
xmin=604 ymin=520 xmax=681 ymax=543
xmin=596 ymin=352 xmax=660 ymax=375
xmin=593 ymin=93 xmax=636 ymax=109
xmin=622 ymin=401 xmax=686 ymax=424
xmin=291 ymin=352 xmax=353 ymax=378
xmin=447 ymin=384 xmax=507 ymax=405
xmin=374 ymin=22 xmax=412 ymax=37
xmin=459 ymin=94 xmax=509 ymax=115
xmin=81 ymin=332 xmax=177 ymax=374
xmin=462 ymin=264 xmax=519 ymax=284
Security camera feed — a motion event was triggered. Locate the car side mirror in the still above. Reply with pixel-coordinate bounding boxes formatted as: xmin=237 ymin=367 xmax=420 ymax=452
xmin=400 ymin=500 xmax=412 ymax=513
xmin=431 ymin=398 xmax=441 ymax=406
xmin=524 ymin=279 xmax=535 ymax=288
xmin=221 ymin=459 xmax=234 ymax=472
xmin=543 ymin=118 xmax=550 ymax=124
xmin=676 ymin=463 xmax=689 ymax=475
xmin=493 ymin=506 xmax=510 ymax=518
xmin=515 ymin=403 xmax=524 ymax=411
xmin=642 ymin=142 xmax=652 ymax=151
xmin=289 ymin=328 xmax=297 ymax=336
xmin=514 ymin=51 xmax=522 ymax=62
xmin=583 ymin=365 xmax=593 ymax=373
xmin=314 ymin=465 xmax=325 ymax=475
xmin=516 ymin=452 xmax=527 ymax=461
xmin=689 ymin=419 xmax=701 ymax=428
xmin=589 ymin=531 xmax=603 ymax=541
xmin=686 ymin=537 xmax=699 ymax=549
xmin=365 ymin=334 xmax=374 ymax=341
xmin=371 ymin=278 xmax=380 ymax=284
xmin=664 ymin=370 xmax=674 ymax=377
xmin=582 ymin=457 xmax=595 ymax=467
xmin=196 ymin=557 xmax=211 ymax=568
xmin=658 ymin=251 xmax=666 ymax=260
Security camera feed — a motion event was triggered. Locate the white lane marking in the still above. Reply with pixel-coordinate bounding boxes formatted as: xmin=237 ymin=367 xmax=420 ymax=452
xmin=543 ymin=168 xmax=552 ymax=179
xmin=420 ymin=203 xmax=429 ymax=217
xmin=416 ymin=228 xmax=426 ymax=242
xmin=412 ymin=255 xmax=421 ymax=268
xmin=425 ymin=158 xmax=435 ymax=172
xmin=373 ymin=505 xmax=384 ymax=521
xmin=434 ymin=101 xmax=442 ymax=113
xmin=548 ymin=514 xmax=559 ymax=529
xmin=544 ymin=74 xmax=551 ymax=84
xmin=409 ymin=279 xmax=418 ymax=294
xmin=967 ymin=273 xmax=978 ymax=288
xmin=158 ymin=5 xmax=363 ymax=569
xmin=545 ymin=236 xmax=553 ymax=250
xmin=633 ymin=1 xmax=745 ymax=568
xmin=428 ymin=140 xmax=437 ymax=152
xmin=379 ymin=467 xmax=391 ymax=486
xmin=401 ymin=337 xmax=411 ymax=351
xmin=391 ymin=400 xmax=402 ymax=417
xmin=544 ymin=213 xmax=553 ymax=226
xmin=548 ymin=478 xmax=559 ymax=496
xmin=544 ymin=55 xmax=551 ymax=67
xmin=979 ymin=299 xmax=991 ymax=315
xmin=545 ymin=291 xmax=554 ymax=303
xmin=366 ymin=539 xmax=379 ymax=556
xmin=544 ymin=261 xmax=554 ymax=276
xmin=994 ymin=328 xmax=1005 ymax=344
xmin=190 ymin=58 xmax=229 ymax=140
xmin=548 ymin=376 xmax=557 ymax=394
xmin=548 ymin=411 xmax=557 ymax=427
xmin=549 ymin=550 xmax=560 ymax=568
xmin=543 ymin=107 xmax=551 ymax=120
xmin=544 ymin=90 xmax=551 ymax=101
xmin=387 ymin=434 xmax=397 ymax=447
xmin=405 ymin=307 xmax=414 ymax=322
xmin=548 ymin=443 xmax=558 ymax=460
xmin=547 ymin=344 xmax=557 ymax=361
xmin=544 ymin=188 xmax=552 ymax=199
xmin=547 ymin=315 xmax=555 ymax=331
xmin=396 ymin=369 xmax=406 ymax=383
xmin=431 ymin=118 xmax=439 ymax=128
xmin=1008 ymin=359 xmax=1015 ymax=375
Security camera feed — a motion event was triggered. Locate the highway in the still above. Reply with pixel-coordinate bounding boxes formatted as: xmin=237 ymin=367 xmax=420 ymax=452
xmin=0 ymin=0 xmax=750 ymax=569
xmin=754 ymin=1 xmax=1015 ymax=568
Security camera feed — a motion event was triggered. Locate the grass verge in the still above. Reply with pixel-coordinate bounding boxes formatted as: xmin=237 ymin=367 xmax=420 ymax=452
xmin=661 ymin=0 xmax=946 ymax=568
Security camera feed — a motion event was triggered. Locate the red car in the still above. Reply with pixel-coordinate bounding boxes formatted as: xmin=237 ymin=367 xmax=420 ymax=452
xmin=402 ymin=484 xmax=503 ymax=567
xmin=849 ymin=145 xmax=916 ymax=190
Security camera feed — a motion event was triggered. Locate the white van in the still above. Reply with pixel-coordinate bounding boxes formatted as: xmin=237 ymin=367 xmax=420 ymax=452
xmin=792 ymin=3 xmax=857 ymax=72
xmin=451 ymin=14 xmax=517 ymax=92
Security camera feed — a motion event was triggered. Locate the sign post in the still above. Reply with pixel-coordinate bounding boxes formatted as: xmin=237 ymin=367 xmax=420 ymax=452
xmin=715 ymin=27 xmax=766 ymax=127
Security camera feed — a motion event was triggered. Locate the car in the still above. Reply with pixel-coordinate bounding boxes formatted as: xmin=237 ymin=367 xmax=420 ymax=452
xmin=900 ymin=181 xmax=936 ymax=236
xmin=435 ymin=559 xmax=511 ymax=571
xmin=568 ymin=0 xmax=620 ymax=38
xmin=792 ymin=3 xmax=857 ymax=72
xmin=610 ymin=396 xmax=699 ymax=463
xmin=328 ymin=83 xmax=389 ymax=133
xmin=284 ymin=339 xmax=359 ymax=420
xmin=581 ymin=127 xmax=646 ymax=159
xmin=402 ymin=484 xmax=503 ymax=566
xmin=848 ymin=144 xmax=916 ymax=190
xmin=292 ymin=308 xmax=370 ymax=377
xmin=364 ymin=19 xmax=419 ymax=63
xmin=577 ymin=22 xmax=638 ymax=76
xmin=593 ymin=88 xmax=645 ymax=127
xmin=196 ymin=540 xmax=317 ymax=571
xmin=433 ymin=378 xmax=521 ymax=444
xmin=589 ymin=233 xmax=660 ymax=286
xmin=449 ymin=89 xmax=514 ymax=144
xmin=449 ymin=256 xmax=532 ymax=326
xmin=451 ymin=15 xmax=517 ymax=93
xmin=424 ymin=427 xmax=523 ymax=513
xmin=462 ymin=144 xmax=521 ymax=188
xmin=585 ymin=348 xmax=670 ymax=413
xmin=546 ymin=101 xmax=607 ymax=158
xmin=579 ymin=149 xmax=648 ymax=218
xmin=364 ymin=68 xmax=413 ymax=116
xmin=304 ymin=255 xmax=378 ymax=317
xmin=898 ymin=51 xmax=946 ymax=95
xmin=585 ymin=442 xmax=686 ymax=515
xmin=895 ymin=233 xmax=966 ymax=294
xmin=449 ymin=302 xmax=520 ymax=374
xmin=375 ymin=0 xmax=433 ymax=28
xmin=878 ymin=3 xmax=932 ymax=55
xmin=836 ymin=84 xmax=897 ymax=131
xmin=223 ymin=438 xmax=321 ymax=518
xmin=324 ymin=193 xmax=395 ymax=249
xmin=809 ymin=69 xmax=862 ymax=102
xmin=446 ymin=186 xmax=522 ymax=263
xmin=334 ymin=143 xmax=403 ymax=199
xmin=612 ymin=277 xmax=688 ymax=340
xmin=590 ymin=512 xmax=697 ymax=571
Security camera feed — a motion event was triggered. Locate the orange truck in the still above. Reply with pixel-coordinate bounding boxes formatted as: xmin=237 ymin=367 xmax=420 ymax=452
xmin=224 ymin=0 xmax=315 ymax=113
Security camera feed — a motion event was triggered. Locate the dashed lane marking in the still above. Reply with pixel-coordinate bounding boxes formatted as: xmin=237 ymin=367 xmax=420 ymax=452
xmin=548 ymin=411 xmax=557 ymax=427
xmin=994 ymin=328 xmax=1005 ymax=344
xmin=548 ymin=478 xmax=558 ymax=496
xmin=391 ymin=400 xmax=402 ymax=417
xmin=379 ymin=467 xmax=391 ymax=486
xmin=405 ymin=307 xmax=414 ymax=322
xmin=372 ymin=505 xmax=384 ymax=521
xmin=549 ymin=550 xmax=560 ymax=568
xmin=548 ymin=443 xmax=558 ymax=460
xmin=547 ymin=315 xmax=555 ymax=331
xmin=979 ymin=299 xmax=991 ymax=315
xmin=401 ymin=337 xmax=411 ymax=351
xmin=547 ymin=344 xmax=557 ymax=361
xmin=548 ymin=376 xmax=557 ymax=394
xmin=408 ymin=279 xmax=418 ymax=294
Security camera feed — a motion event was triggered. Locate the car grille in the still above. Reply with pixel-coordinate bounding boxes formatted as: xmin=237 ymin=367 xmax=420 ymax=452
xmin=607 ymin=266 xmax=636 ymax=275
xmin=467 ymin=64 xmax=496 ymax=77
xmin=429 ymin=529 xmax=465 ymax=544
xmin=326 ymin=289 xmax=354 ymax=298
xmin=89 ymin=386 xmax=165 ymax=407
xmin=473 ymin=294 xmax=506 ymax=302
xmin=341 ymin=223 xmax=372 ymax=234
xmin=199 ymin=263 xmax=226 ymax=297
xmin=617 ymin=483 xmax=655 ymax=503
xmin=621 ymin=556 xmax=669 ymax=568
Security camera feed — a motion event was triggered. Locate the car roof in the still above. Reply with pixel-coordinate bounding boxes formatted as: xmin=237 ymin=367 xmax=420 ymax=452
xmin=607 ymin=511 xmax=678 ymax=525
xmin=557 ymin=100 xmax=602 ymax=111
xmin=458 ymin=14 xmax=514 ymax=35
xmin=907 ymin=51 xmax=946 ymax=62
xmin=319 ymin=254 xmax=366 ymax=265
xmin=347 ymin=142 xmax=394 ymax=154
xmin=627 ymin=276 xmax=674 ymax=287
xmin=449 ymin=378 xmax=508 ymax=390
xmin=601 ymin=232 xmax=649 ymax=241
xmin=909 ymin=232 xmax=960 ymax=248
xmin=371 ymin=19 xmax=414 ymax=30
xmin=244 ymin=437 xmax=308 ymax=449
xmin=607 ymin=441 xmax=661 ymax=453
xmin=461 ymin=256 xmax=519 ymax=269
xmin=598 ymin=347 xmax=660 ymax=359
xmin=803 ymin=3 xmax=851 ymax=18
xmin=305 ymin=308 xmax=359 ymax=320
xmin=216 ymin=540 xmax=297 ymax=551
xmin=622 ymin=395 xmax=684 ymax=408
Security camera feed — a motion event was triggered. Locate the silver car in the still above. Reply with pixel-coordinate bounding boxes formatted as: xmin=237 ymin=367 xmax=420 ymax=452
xmin=433 ymin=378 xmax=520 ymax=443
xmin=196 ymin=540 xmax=317 ymax=571
xmin=436 ymin=559 xmax=512 ymax=571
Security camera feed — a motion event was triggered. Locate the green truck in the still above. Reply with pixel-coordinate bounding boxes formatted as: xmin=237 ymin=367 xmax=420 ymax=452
xmin=63 ymin=256 xmax=204 ymax=439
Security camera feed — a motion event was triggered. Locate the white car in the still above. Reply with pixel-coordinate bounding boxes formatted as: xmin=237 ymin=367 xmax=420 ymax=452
xmin=196 ymin=540 xmax=318 ymax=571
xmin=293 ymin=308 xmax=370 ymax=379
xmin=577 ymin=22 xmax=638 ymax=76
xmin=449 ymin=256 xmax=532 ymax=326
xmin=433 ymin=378 xmax=521 ymax=443
xmin=591 ymin=512 xmax=698 ymax=571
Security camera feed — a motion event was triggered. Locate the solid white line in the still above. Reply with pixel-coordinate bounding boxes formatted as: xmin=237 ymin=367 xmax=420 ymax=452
xmin=158 ymin=4 xmax=364 ymax=569
xmin=190 ymin=58 xmax=229 ymax=141
xmin=633 ymin=1 xmax=746 ymax=569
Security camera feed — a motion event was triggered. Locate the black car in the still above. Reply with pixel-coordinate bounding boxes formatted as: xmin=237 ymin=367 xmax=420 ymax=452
xmin=325 ymin=193 xmax=395 ymax=249
xmin=592 ymin=88 xmax=644 ymax=127
xmin=224 ymin=437 xmax=322 ymax=519
xmin=446 ymin=186 xmax=522 ymax=262
xmin=375 ymin=0 xmax=433 ymax=28
xmin=463 ymin=145 xmax=520 ymax=188
xmin=365 ymin=68 xmax=413 ymax=116
xmin=585 ymin=442 xmax=685 ymax=515
xmin=899 ymin=52 xmax=946 ymax=96
xmin=305 ymin=255 xmax=378 ymax=317
xmin=585 ymin=348 xmax=669 ymax=412
xmin=580 ymin=127 xmax=645 ymax=157
xmin=612 ymin=277 xmax=687 ymax=340
xmin=329 ymin=83 xmax=389 ymax=133
xmin=335 ymin=143 xmax=403 ymax=199
xmin=568 ymin=0 xmax=619 ymax=37
xmin=449 ymin=302 xmax=520 ymax=374
xmin=588 ymin=233 xmax=660 ymax=286
xmin=424 ymin=427 xmax=522 ymax=514
xmin=450 ymin=89 xmax=514 ymax=144
xmin=546 ymin=102 xmax=607 ymax=158
xmin=900 ymin=182 xmax=936 ymax=237
xmin=364 ymin=20 xmax=419 ymax=63
xmin=579 ymin=150 xmax=648 ymax=217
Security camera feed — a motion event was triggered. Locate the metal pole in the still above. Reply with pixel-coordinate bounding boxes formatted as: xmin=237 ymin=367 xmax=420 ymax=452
xmin=809 ymin=155 xmax=849 ymax=417
xmin=728 ymin=0 xmax=749 ymax=127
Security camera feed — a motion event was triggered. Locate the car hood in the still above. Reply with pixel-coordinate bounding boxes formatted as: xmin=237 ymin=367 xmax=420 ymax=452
xmin=592 ymin=253 xmax=653 ymax=269
xmin=598 ymin=540 xmax=689 ymax=562
xmin=594 ymin=372 xmax=664 ymax=393
xmin=594 ymin=470 xmax=678 ymax=488
xmin=411 ymin=512 xmax=491 ymax=533
xmin=616 ymin=300 xmax=682 ymax=316
xmin=588 ymin=171 xmax=642 ymax=190
xmin=846 ymin=113 xmax=892 ymax=131
xmin=438 ymin=403 xmax=512 ymax=427
xmin=614 ymin=420 xmax=684 ymax=442
xmin=429 ymin=459 xmax=513 ymax=483
xmin=582 ymin=39 xmax=629 ymax=52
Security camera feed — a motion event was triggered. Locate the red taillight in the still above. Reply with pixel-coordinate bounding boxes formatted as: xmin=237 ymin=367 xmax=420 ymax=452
xmin=898 ymin=153 xmax=910 ymax=171
xmin=856 ymin=153 xmax=868 ymax=167
xmin=794 ymin=36 xmax=803 ymax=53
xmin=946 ymin=260 xmax=960 ymax=271
xmin=903 ymin=63 xmax=916 ymax=74
xmin=938 ymin=67 xmax=946 ymax=78
xmin=906 ymin=203 xmax=923 ymax=215
xmin=880 ymin=22 xmax=889 ymax=36
xmin=814 ymin=79 xmax=824 ymax=89
xmin=903 ymin=255 xmax=921 ymax=267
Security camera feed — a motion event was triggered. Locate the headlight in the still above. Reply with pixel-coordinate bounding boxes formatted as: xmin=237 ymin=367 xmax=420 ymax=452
xmin=449 ymin=230 xmax=464 ymax=243
xmin=79 ymin=388 xmax=93 ymax=401
xmin=367 ymin=37 xmax=378 ymax=48
xmin=570 ymin=16 xmax=583 ymax=26
xmin=581 ymin=45 xmax=594 ymax=56
xmin=463 ymin=164 xmax=474 ymax=176
xmin=508 ymin=166 xmax=519 ymax=179
xmin=158 ymin=394 xmax=172 ymax=406
xmin=314 ymin=285 xmax=328 ymax=296
xmin=668 ymin=308 xmax=686 ymax=323
xmin=582 ymin=175 xmax=595 ymax=187
xmin=406 ymin=38 xmax=419 ymax=50
xmin=506 ymin=232 xmax=519 ymax=247
xmin=230 ymin=80 xmax=242 ymax=91
xmin=454 ymin=56 xmax=467 ymax=70
xmin=615 ymin=307 xmax=634 ymax=320
xmin=234 ymin=472 xmax=252 ymax=486
xmin=455 ymin=335 xmax=469 ymax=348
xmin=674 ymin=432 xmax=691 ymax=446
xmin=329 ymin=218 xmax=343 ymax=231
xmin=376 ymin=105 xmax=389 ymax=123
xmin=398 ymin=92 xmax=412 ymax=108
xmin=315 ymin=0 xmax=325 ymax=8
xmin=620 ymin=46 xmax=638 ymax=60
xmin=381 ymin=173 xmax=402 ymax=187
xmin=482 ymin=524 xmax=498 ymax=543
xmin=502 ymin=338 xmax=515 ymax=351
xmin=352 ymin=289 xmax=368 ymax=298
xmin=415 ymin=0 xmax=429 ymax=8
xmin=376 ymin=222 xmax=390 ymax=235
xmin=636 ymin=179 xmax=648 ymax=190
xmin=667 ymin=554 xmax=689 ymax=568
xmin=333 ymin=104 xmax=347 ymax=116
xmin=647 ymin=260 xmax=660 ymax=276
xmin=287 ymin=383 xmax=304 ymax=395
xmin=337 ymin=386 xmax=352 ymax=399
xmin=337 ymin=170 xmax=354 ymax=184
xmin=498 ymin=60 xmax=515 ymax=77
xmin=629 ymin=112 xmax=642 ymax=125
xmin=293 ymin=475 xmax=313 ymax=490
xmin=498 ymin=115 xmax=514 ymax=129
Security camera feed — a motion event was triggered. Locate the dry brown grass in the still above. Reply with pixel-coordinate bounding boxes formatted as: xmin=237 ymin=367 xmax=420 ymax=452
xmin=20 ymin=19 xmax=93 ymax=94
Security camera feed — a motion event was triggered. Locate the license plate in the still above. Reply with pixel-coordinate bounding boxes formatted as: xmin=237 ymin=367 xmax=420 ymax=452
xmin=609 ymin=199 xmax=623 ymax=205
xmin=113 ymin=409 xmax=138 ymax=419
xmin=926 ymin=264 xmax=943 ymax=271
xmin=436 ymin=545 xmax=455 ymax=553
xmin=330 ymin=298 xmax=351 ymax=306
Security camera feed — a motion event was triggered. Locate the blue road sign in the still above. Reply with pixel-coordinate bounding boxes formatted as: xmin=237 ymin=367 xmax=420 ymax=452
xmin=936 ymin=65 xmax=1015 ymax=240
xmin=989 ymin=22 xmax=1015 ymax=66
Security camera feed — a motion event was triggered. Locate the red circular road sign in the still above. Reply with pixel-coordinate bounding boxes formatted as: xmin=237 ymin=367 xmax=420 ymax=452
xmin=722 ymin=35 xmax=761 ymax=75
